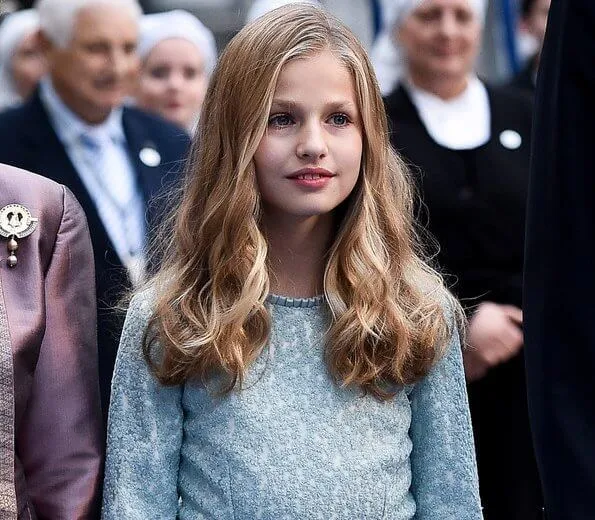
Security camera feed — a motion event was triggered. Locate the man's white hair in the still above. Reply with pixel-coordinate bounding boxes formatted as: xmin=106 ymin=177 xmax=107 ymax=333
xmin=35 ymin=0 xmax=143 ymax=48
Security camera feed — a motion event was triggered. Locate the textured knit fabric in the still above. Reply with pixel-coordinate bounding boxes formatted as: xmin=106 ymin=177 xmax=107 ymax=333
xmin=102 ymin=291 xmax=482 ymax=519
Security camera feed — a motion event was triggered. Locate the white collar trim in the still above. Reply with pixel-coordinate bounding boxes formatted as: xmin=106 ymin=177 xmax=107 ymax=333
xmin=405 ymin=76 xmax=491 ymax=150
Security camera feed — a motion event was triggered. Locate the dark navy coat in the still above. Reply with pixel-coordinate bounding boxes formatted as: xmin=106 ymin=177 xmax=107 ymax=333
xmin=0 ymin=91 xmax=191 ymax=422
xmin=525 ymin=1 xmax=595 ymax=518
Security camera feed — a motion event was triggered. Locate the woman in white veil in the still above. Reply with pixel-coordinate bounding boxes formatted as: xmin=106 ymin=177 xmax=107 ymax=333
xmin=0 ymin=9 xmax=46 ymax=111
xmin=135 ymin=10 xmax=217 ymax=133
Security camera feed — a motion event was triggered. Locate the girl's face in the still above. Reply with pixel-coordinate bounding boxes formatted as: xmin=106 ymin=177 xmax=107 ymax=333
xmin=137 ymin=38 xmax=208 ymax=129
xmin=253 ymin=51 xmax=362 ymax=225
xmin=397 ymin=0 xmax=481 ymax=83
xmin=12 ymin=31 xmax=46 ymax=99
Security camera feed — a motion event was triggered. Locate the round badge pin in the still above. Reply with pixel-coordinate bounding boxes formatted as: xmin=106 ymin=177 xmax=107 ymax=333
xmin=499 ymin=130 xmax=522 ymax=150
xmin=0 ymin=204 xmax=38 ymax=239
xmin=0 ymin=204 xmax=39 ymax=268
xmin=139 ymin=147 xmax=161 ymax=167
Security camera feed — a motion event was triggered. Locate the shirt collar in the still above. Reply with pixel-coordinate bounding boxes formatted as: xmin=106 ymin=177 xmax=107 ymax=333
xmin=404 ymin=75 xmax=491 ymax=150
xmin=39 ymin=76 xmax=126 ymax=147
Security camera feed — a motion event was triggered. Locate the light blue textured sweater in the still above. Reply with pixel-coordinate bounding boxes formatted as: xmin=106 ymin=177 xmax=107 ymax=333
xmin=102 ymin=292 xmax=482 ymax=519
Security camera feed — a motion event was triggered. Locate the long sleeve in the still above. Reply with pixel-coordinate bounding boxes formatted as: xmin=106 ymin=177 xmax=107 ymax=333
xmin=523 ymin=1 xmax=595 ymax=518
xmin=102 ymin=292 xmax=183 ymax=519
xmin=17 ymin=187 xmax=103 ymax=519
xmin=408 ymin=329 xmax=482 ymax=519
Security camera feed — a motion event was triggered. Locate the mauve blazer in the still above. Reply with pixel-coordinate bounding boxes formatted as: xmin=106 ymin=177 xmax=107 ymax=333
xmin=0 ymin=164 xmax=102 ymax=519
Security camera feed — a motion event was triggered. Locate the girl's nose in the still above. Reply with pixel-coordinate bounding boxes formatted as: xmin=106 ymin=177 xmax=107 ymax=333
xmin=296 ymin=122 xmax=328 ymax=159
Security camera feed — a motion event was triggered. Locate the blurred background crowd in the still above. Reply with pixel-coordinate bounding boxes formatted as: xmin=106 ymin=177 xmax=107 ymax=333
xmin=0 ymin=0 xmax=548 ymax=117
xmin=0 ymin=0 xmax=552 ymax=519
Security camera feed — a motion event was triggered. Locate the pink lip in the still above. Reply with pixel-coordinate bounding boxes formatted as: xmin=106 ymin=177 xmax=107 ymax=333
xmin=286 ymin=168 xmax=335 ymax=189
xmin=287 ymin=168 xmax=334 ymax=179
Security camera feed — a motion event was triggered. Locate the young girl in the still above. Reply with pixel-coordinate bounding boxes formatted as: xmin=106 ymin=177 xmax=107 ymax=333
xmin=102 ymin=4 xmax=482 ymax=519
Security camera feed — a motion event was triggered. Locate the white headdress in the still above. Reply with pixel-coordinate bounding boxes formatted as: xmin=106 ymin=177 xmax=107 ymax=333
xmin=0 ymin=9 xmax=40 ymax=110
xmin=138 ymin=10 xmax=217 ymax=77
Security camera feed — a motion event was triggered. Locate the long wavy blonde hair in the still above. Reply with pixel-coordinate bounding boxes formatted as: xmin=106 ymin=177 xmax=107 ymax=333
xmin=144 ymin=4 xmax=462 ymax=399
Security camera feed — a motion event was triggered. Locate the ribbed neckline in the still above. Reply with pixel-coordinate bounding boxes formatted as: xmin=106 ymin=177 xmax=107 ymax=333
xmin=266 ymin=294 xmax=325 ymax=308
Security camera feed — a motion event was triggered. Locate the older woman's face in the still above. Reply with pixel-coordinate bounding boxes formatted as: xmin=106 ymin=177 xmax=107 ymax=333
xmin=396 ymin=0 xmax=481 ymax=83
xmin=12 ymin=31 xmax=47 ymax=99
xmin=137 ymin=38 xmax=208 ymax=130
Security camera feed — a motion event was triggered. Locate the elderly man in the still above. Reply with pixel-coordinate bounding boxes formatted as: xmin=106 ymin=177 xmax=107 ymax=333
xmin=0 ymin=0 xmax=191 ymax=421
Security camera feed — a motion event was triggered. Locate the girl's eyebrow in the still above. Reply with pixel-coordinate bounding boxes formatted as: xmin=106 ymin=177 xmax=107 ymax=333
xmin=270 ymin=99 xmax=296 ymax=111
xmin=326 ymin=101 xmax=358 ymax=112
xmin=270 ymin=99 xmax=358 ymax=112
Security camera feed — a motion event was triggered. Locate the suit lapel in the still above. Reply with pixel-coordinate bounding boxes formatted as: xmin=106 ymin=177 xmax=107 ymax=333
xmin=24 ymin=93 xmax=123 ymax=270
xmin=25 ymin=94 xmax=88 ymax=205
xmin=121 ymin=109 xmax=163 ymax=220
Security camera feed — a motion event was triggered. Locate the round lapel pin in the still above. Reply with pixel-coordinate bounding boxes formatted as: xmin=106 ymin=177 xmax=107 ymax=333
xmin=139 ymin=147 xmax=161 ymax=167
xmin=499 ymin=130 xmax=522 ymax=150
xmin=0 ymin=204 xmax=39 ymax=268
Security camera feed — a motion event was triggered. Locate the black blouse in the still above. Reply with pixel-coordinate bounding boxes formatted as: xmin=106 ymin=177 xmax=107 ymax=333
xmin=384 ymin=84 xmax=533 ymax=308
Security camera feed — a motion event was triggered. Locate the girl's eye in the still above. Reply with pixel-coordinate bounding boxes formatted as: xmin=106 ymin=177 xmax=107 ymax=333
xmin=268 ymin=114 xmax=294 ymax=127
xmin=329 ymin=113 xmax=350 ymax=126
xmin=183 ymin=67 xmax=198 ymax=80
xmin=184 ymin=66 xmax=204 ymax=80
xmin=149 ymin=66 xmax=170 ymax=79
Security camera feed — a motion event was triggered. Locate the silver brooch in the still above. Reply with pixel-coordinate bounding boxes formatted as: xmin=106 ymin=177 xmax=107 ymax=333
xmin=0 ymin=204 xmax=38 ymax=268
